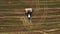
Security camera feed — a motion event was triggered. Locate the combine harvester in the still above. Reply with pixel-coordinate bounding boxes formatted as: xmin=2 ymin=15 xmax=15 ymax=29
xmin=25 ymin=8 xmax=33 ymax=20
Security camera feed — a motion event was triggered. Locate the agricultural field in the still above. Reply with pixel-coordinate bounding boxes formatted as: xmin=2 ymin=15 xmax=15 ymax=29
xmin=0 ymin=0 xmax=60 ymax=34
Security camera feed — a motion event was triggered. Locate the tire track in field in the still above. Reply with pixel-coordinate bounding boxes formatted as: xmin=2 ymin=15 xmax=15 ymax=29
xmin=0 ymin=8 xmax=60 ymax=9
xmin=0 ymin=28 xmax=59 ymax=34
xmin=0 ymin=15 xmax=60 ymax=19
xmin=20 ymin=17 xmax=33 ymax=31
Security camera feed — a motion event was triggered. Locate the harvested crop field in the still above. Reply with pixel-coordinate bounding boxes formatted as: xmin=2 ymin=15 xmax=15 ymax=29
xmin=0 ymin=0 xmax=60 ymax=34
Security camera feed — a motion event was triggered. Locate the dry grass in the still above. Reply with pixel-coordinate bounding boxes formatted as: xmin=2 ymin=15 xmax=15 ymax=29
xmin=0 ymin=0 xmax=60 ymax=34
